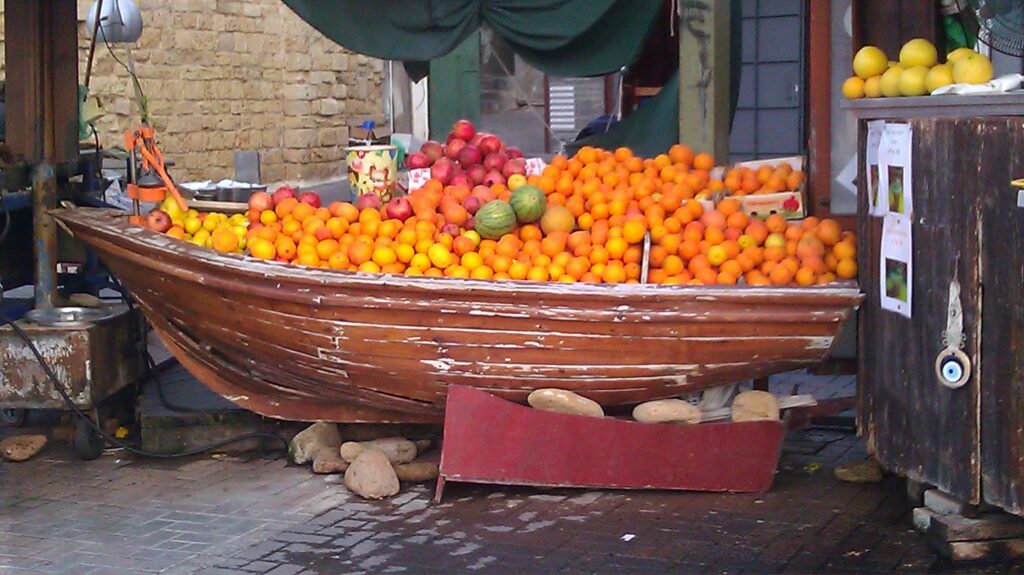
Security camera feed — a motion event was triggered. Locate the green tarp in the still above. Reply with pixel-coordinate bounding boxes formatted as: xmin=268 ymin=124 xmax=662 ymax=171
xmin=281 ymin=0 xmax=662 ymax=81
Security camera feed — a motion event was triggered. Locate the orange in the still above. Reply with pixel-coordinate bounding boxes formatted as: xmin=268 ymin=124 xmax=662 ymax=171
xmin=726 ymin=211 xmax=749 ymax=231
xmin=769 ymin=264 xmax=793 ymax=285
xmin=601 ymin=261 xmax=626 ymax=284
xmin=833 ymin=240 xmax=856 ymax=260
xmin=704 ymin=227 xmax=725 ymax=246
xmin=275 ymin=197 xmax=299 ymax=219
xmin=395 ymin=243 xmax=415 ymax=264
xmin=765 ymin=214 xmax=788 ymax=234
xmin=519 ymin=224 xmax=542 ymax=242
xmin=347 ymin=241 xmax=373 ymax=265
xmin=693 ymin=152 xmax=715 ymax=171
xmin=696 ymin=268 xmax=719 ymax=285
xmin=648 ymin=269 xmax=669 ymax=284
xmin=816 ymin=220 xmax=843 ymax=246
xmin=606 ymin=237 xmax=628 ymax=260
xmin=509 ymin=261 xmax=530 ymax=280
xmin=669 ymin=144 xmax=694 ymax=167
xmin=700 ymin=210 xmax=727 ymax=230
xmin=622 ymin=217 xmax=647 ymax=244
xmin=566 ymin=257 xmax=591 ymax=280
xmin=717 ymin=271 xmax=738 ymax=285
xmin=471 ymin=266 xmax=494 ymax=280
xmin=315 ymin=239 xmax=340 ymax=260
xmin=356 ymin=260 xmax=380 ymax=274
xmin=372 ymin=246 xmax=398 ymax=267
xmin=837 ymin=258 xmax=858 ymax=279
xmin=764 ymin=245 xmax=786 ymax=263
xmin=589 ymin=245 xmax=610 ymax=266
xmin=720 ymin=259 xmax=743 ymax=278
xmin=795 ymin=267 xmax=816 ymax=286
xmin=452 ymin=235 xmax=476 ymax=257
xmin=707 ymin=245 xmax=728 ymax=266
xmin=275 ymin=237 xmax=298 ymax=260
xmin=662 ymin=255 xmax=685 ymax=276
xmin=248 ymin=238 xmax=276 ymax=260
xmin=491 ymin=255 xmax=512 ymax=274
xmin=327 ymin=252 xmax=349 ymax=270
xmin=527 ymin=266 xmax=550 ymax=282
xmin=448 ymin=265 xmax=471 ymax=279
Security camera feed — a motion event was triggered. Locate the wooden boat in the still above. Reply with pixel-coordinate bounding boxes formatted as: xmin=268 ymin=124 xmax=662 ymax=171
xmin=52 ymin=208 xmax=863 ymax=424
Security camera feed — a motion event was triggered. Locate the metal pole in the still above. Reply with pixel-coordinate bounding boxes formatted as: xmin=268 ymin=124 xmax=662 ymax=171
xmin=34 ymin=3 xmax=58 ymax=309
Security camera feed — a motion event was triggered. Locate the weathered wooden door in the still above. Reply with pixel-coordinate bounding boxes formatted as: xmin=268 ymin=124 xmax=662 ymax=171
xmin=428 ymin=32 xmax=481 ymax=137
xmin=857 ymin=117 xmax=983 ymax=505
xmin=978 ymin=118 xmax=1024 ymax=515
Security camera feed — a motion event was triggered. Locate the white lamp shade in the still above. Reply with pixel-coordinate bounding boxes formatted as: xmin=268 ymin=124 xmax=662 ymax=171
xmin=86 ymin=0 xmax=143 ymax=43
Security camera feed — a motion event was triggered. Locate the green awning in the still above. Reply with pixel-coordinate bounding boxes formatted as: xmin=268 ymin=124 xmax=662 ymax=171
xmin=281 ymin=0 xmax=662 ymax=81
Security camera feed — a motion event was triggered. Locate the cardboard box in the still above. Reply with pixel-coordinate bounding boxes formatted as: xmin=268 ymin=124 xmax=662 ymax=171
xmin=726 ymin=156 xmax=807 ymax=220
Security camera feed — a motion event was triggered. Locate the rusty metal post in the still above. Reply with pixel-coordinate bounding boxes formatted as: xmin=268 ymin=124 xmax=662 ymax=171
xmin=33 ymin=163 xmax=58 ymax=309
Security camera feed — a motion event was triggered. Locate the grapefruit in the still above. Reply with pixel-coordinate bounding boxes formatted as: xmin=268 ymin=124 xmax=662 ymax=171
xmin=897 ymin=66 xmax=930 ymax=96
xmin=953 ymin=52 xmax=994 ymax=84
xmin=899 ymin=38 xmax=938 ymax=68
xmin=946 ymin=47 xmax=976 ymax=64
xmin=925 ymin=63 xmax=954 ymax=92
xmin=864 ymin=75 xmax=883 ymax=98
xmin=842 ymin=76 xmax=866 ymax=99
xmin=852 ymin=46 xmax=888 ymax=79
xmin=880 ymin=65 xmax=904 ymax=97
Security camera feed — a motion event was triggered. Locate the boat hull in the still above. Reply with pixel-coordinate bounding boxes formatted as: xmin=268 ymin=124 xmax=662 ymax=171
xmin=53 ymin=209 xmax=863 ymax=423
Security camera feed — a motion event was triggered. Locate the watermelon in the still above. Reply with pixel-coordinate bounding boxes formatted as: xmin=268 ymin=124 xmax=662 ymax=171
xmin=474 ymin=200 xmax=517 ymax=240
xmin=509 ymin=185 xmax=546 ymax=223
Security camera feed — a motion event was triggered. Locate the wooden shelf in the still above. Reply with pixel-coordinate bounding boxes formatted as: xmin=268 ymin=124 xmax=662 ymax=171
xmin=843 ymin=92 xmax=1024 ymax=120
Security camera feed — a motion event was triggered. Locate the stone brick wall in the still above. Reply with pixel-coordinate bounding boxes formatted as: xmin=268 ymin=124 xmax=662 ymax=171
xmin=0 ymin=1 xmax=387 ymax=184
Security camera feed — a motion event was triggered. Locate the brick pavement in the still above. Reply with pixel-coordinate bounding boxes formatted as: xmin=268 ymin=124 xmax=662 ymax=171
xmin=4 ymin=423 xmax=1024 ymax=575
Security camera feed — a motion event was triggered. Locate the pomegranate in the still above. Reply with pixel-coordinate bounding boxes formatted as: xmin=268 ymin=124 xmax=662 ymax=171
xmin=405 ymin=151 xmax=431 ymax=169
xmin=420 ymin=141 xmax=444 ymax=163
xmin=501 ymin=157 xmax=527 ymax=179
xmin=461 ymin=195 xmax=483 ymax=215
xmin=440 ymin=223 xmax=460 ymax=236
xmin=471 ymin=185 xmax=497 ymax=202
xmin=354 ymin=192 xmax=381 ymax=211
xmin=451 ymin=119 xmax=476 ymax=142
xmin=430 ymin=159 xmax=455 ymax=185
xmin=298 ymin=191 xmax=322 ymax=208
xmin=271 ymin=186 xmax=296 ymax=206
xmin=465 ymin=216 xmax=474 ymax=230
xmin=147 ymin=209 xmax=172 ymax=233
xmin=506 ymin=146 xmax=524 ymax=159
xmin=465 ymin=164 xmax=487 ymax=185
xmin=482 ymin=170 xmax=506 ymax=187
xmin=469 ymin=132 xmax=485 ymax=147
xmin=483 ymin=152 xmax=508 ymax=172
xmin=444 ymin=138 xmax=467 ymax=161
xmin=248 ymin=191 xmax=273 ymax=212
xmin=457 ymin=144 xmax=483 ymax=168
xmin=478 ymin=134 xmax=502 ymax=155
xmin=449 ymin=174 xmax=472 ymax=189
xmin=385 ymin=196 xmax=413 ymax=221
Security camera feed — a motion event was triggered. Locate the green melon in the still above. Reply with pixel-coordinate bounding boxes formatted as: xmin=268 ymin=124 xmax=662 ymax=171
xmin=474 ymin=200 xmax=517 ymax=240
xmin=509 ymin=185 xmax=547 ymax=223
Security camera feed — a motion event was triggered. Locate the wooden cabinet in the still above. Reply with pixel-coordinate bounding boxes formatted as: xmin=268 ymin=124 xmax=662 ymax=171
xmin=851 ymin=96 xmax=1024 ymax=515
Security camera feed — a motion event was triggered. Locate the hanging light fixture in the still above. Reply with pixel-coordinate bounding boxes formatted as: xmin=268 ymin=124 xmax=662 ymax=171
xmin=86 ymin=0 xmax=143 ymax=44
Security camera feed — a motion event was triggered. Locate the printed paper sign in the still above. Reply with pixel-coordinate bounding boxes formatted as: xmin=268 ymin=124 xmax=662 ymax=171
xmin=880 ymin=213 xmax=912 ymax=318
xmin=407 ymin=168 xmax=431 ymax=192
xmin=866 ymin=120 xmax=886 ymax=216
xmin=878 ymin=123 xmax=913 ymax=216
xmin=525 ymin=157 xmax=547 ymax=177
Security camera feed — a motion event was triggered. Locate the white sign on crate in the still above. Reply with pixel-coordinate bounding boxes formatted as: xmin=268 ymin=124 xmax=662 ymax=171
xmin=407 ymin=168 xmax=432 ymax=192
xmin=525 ymin=157 xmax=547 ymax=177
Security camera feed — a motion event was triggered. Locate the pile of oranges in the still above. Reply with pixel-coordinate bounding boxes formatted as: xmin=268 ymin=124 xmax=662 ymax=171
xmin=721 ymin=163 xmax=805 ymax=197
xmin=164 ymin=143 xmax=855 ymax=286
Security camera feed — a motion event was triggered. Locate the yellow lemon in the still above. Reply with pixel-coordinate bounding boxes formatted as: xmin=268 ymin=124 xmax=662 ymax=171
xmin=880 ymin=65 xmax=904 ymax=97
xmin=842 ymin=76 xmax=866 ymax=99
xmin=160 ymin=196 xmax=186 ymax=220
xmin=864 ymin=75 xmax=883 ymax=98
xmin=396 ymin=243 xmax=415 ymax=264
xmin=186 ymin=209 xmax=199 ymax=219
xmin=899 ymin=38 xmax=938 ymax=68
xmin=897 ymin=66 xmax=930 ymax=96
xmin=191 ymin=229 xmax=210 ymax=247
xmin=427 ymin=244 xmax=453 ymax=269
xmin=230 ymin=213 xmax=248 ymax=226
xmin=460 ymin=252 xmax=483 ymax=271
xmin=946 ymin=47 xmax=976 ymax=64
xmin=202 ymin=216 xmax=219 ymax=232
xmin=184 ymin=217 xmax=202 ymax=235
xmin=925 ymin=63 xmax=954 ymax=92
xmin=463 ymin=230 xmax=481 ymax=246
xmin=953 ymin=52 xmax=993 ymax=84
xmin=852 ymin=45 xmax=888 ymax=79
xmin=230 ymin=225 xmax=247 ymax=239
xmin=507 ymin=174 xmax=528 ymax=190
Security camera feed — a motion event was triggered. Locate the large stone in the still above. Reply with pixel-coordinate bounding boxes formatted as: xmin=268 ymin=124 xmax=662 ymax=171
xmin=340 ymin=437 xmax=417 ymax=464
xmin=731 ymin=391 xmax=781 ymax=422
xmin=0 ymin=435 xmax=47 ymax=462
xmin=312 ymin=449 xmax=348 ymax=474
xmin=527 ymin=389 xmax=604 ymax=418
xmin=394 ymin=462 xmax=439 ymax=483
xmin=344 ymin=449 xmax=400 ymax=500
xmin=289 ymin=422 xmax=341 ymax=465
xmin=632 ymin=399 xmax=702 ymax=424
xmin=834 ymin=460 xmax=884 ymax=483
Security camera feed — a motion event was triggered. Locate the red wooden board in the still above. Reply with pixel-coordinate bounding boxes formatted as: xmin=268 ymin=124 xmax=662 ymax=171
xmin=437 ymin=386 xmax=785 ymax=500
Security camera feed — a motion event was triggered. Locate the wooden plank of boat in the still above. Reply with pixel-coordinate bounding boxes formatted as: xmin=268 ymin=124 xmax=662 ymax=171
xmin=435 ymin=385 xmax=786 ymax=499
xmin=50 ymin=208 xmax=863 ymax=423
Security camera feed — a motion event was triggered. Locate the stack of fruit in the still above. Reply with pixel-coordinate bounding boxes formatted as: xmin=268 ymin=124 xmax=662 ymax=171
xmin=719 ymin=162 xmax=804 ymax=197
xmin=145 ymin=195 xmax=249 ymax=254
xmin=844 ymin=38 xmax=994 ymax=99
xmin=147 ymin=127 xmax=857 ymax=286
xmin=404 ymin=120 xmax=526 ymax=189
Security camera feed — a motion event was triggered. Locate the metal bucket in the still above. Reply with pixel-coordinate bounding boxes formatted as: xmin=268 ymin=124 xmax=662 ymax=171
xmin=345 ymin=145 xmax=398 ymax=202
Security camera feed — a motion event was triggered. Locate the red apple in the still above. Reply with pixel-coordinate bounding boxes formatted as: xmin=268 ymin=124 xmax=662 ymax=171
xmin=466 ymin=164 xmax=487 ymax=185
xmin=147 ymin=209 xmax=172 ymax=233
xmin=478 ymin=134 xmax=502 ymax=155
xmin=355 ymin=192 xmax=381 ymax=211
xmin=272 ymin=186 xmax=296 ymax=206
xmin=298 ymin=191 xmax=322 ymax=208
xmin=457 ymin=144 xmax=483 ymax=168
xmin=405 ymin=152 xmax=431 ymax=170
xmin=248 ymin=191 xmax=273 ymax=212
xmin=483 ymin=152 xmax=508 ymax=172
xmin=385 ymin=196 xmax=413 ymax=221
xmin=451 ymin=119 xmax=476 ymax=142
xmin=444 ymin=138 xmax=467 ymax=161
xmin=501 ymin=158 xmax=527 ymax=179
xmin=420 ymin=141 xmax=444 ymax=163
xmin=506 ymin=146 xmax=524 ymax=159
xmin=482 ymin=170 xmax=506 ymax=187
xmin=440 ymin=223 xmax=460 ymax=236
xmin=461 ymin=195 xmax=483 ymax=215
xmin=430 ymin=158 xmax=455 ymax=185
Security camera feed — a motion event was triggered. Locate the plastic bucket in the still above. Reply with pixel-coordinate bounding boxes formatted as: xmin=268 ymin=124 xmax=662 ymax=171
xmin=345 ymin=145 xmax=398 ymax=202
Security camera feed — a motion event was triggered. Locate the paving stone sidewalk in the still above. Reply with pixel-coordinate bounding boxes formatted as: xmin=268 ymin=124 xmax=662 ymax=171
xmin=3 ymin=424 xmax=1022 ymax=575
